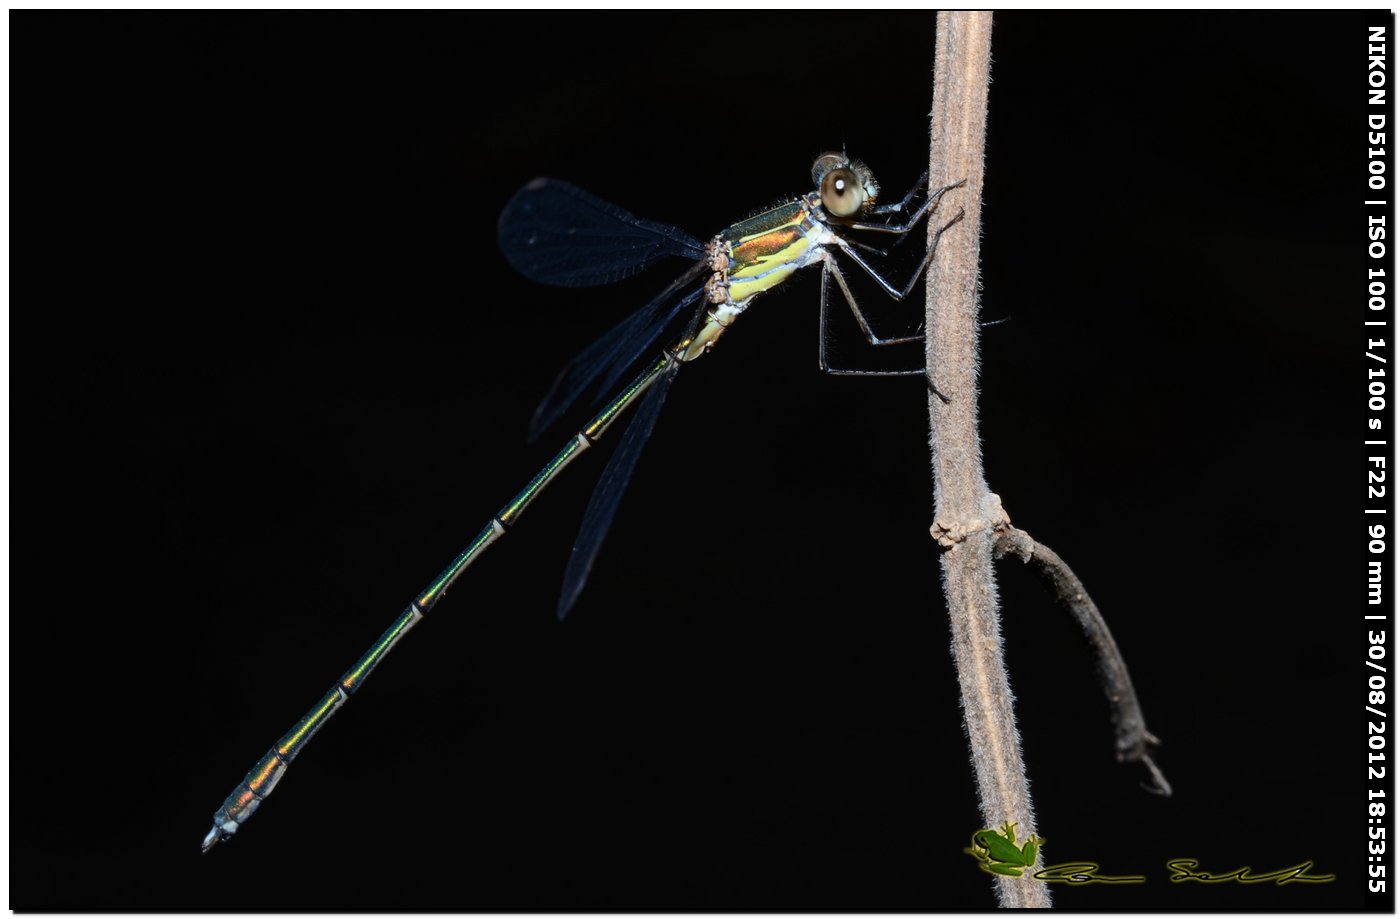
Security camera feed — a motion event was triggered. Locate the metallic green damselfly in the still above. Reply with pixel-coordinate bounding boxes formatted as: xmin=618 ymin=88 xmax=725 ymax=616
xmin=202 ymin=153 xmax=963 ymax=851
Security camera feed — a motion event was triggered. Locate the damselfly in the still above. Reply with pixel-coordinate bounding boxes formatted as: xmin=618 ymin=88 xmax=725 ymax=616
xmin=202 ymin=153 xmax=964 ymax=852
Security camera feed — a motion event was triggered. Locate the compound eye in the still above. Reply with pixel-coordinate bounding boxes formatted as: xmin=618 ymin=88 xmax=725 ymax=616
xmin=811 ymin=152 xmax=846 ymax=186
xmin=820 ymin=167 xmax=866 ymax=218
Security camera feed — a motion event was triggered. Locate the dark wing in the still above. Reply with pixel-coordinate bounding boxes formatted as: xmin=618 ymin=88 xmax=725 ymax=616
xmin=557 ymin=363 xmax=679 ymax=619
xmin=499 ymin=178 xmax=706 ymax=287
xmin=527 ymin=260 xmax=706 ymax=441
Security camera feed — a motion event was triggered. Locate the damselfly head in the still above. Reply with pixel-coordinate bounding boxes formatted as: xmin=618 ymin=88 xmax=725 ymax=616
xmin=810 ymin=152 xmax=879 ymax=219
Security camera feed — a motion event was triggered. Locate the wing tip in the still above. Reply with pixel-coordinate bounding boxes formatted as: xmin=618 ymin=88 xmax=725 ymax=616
xmin=556 ymin=581 xmax=582 ymax=620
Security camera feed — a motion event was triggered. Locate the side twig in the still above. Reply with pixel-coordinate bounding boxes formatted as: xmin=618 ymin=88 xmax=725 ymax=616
xmin=992 ymin=525 xmax=1172 ymax=796
xmin=925 ymin=11 xmax=1050 ymax=909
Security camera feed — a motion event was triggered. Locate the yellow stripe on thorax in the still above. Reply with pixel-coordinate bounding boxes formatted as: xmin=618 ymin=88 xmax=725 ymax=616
xmin=722 ymin=203 xmax=814 ymax=303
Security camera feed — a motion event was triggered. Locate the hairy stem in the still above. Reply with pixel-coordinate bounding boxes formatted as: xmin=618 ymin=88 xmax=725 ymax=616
xmin=925 ymin=11 xmax=1049 ymax=908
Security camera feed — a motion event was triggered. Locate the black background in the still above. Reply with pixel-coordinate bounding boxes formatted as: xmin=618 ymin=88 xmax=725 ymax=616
xmin=13 ymin=11 xmax=1383 ymax=911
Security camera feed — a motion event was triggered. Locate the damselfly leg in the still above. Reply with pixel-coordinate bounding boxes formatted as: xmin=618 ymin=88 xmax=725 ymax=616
xmin=816 ymin=180 xmax=968 ymax=403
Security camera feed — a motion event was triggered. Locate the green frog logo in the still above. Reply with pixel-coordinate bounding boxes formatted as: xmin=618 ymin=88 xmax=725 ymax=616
xmin=966 ymin=822 xmax=1045 ymax=877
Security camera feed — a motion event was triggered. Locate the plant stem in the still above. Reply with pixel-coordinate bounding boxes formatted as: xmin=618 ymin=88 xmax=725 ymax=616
xmin=925 ymin=11 xmax=1050 ymax=909
xmin=993 ymin=525 xmax=1172 ymax=796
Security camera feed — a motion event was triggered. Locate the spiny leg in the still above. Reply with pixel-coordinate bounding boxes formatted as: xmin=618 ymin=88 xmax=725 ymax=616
xmin=817 ymin=185 xmax=971 ymax=404
xmin=832 ymin=206 xmax=967 ymax=301
xmin=818 ymin=257 xmax=951 ymax=404
xmin=848 ymin=178 xmax=966 ymax=234
xmin=868 ymin=168 xmax=930 ymax=217
xmin=843 ymin=236 xmax=891 ymax=258
xmin=823 ymin=243 xmax=1008 ymax=342
xmin=823 ymin=252 xmax=921 ymax=348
